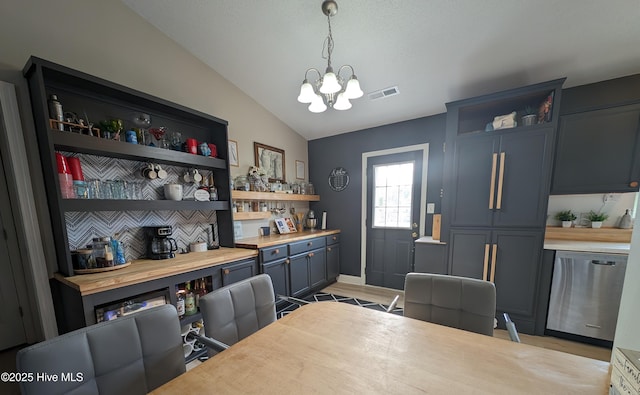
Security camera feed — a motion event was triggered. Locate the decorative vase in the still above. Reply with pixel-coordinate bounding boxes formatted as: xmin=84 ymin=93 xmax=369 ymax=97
xmin=591 ymin=221 xmax=603 ymax=229
xmin=561 ymin=221 xmax=572 ymax=228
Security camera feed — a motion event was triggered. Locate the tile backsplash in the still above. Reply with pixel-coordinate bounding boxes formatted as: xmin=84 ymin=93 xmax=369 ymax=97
xmin=547 ymin=193 xmax=638 ymax=227
xmin=63 ymin=152 xmax=219 ymax=260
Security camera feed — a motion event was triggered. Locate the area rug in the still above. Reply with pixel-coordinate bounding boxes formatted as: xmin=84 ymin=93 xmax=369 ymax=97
xmin=277 ymin=292 xmax=403 ymax=319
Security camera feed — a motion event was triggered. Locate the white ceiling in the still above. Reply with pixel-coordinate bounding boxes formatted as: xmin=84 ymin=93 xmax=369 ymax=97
xmin=122 ymin=0 xmax=640 ymax=140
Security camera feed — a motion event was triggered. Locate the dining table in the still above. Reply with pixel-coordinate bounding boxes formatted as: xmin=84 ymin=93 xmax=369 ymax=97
xmin=151 ymin=301 xmax=611 ymax=394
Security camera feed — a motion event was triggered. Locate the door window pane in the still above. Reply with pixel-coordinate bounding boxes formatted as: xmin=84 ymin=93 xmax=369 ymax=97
xmin=372 ymin=161 xmax=414 ymax=228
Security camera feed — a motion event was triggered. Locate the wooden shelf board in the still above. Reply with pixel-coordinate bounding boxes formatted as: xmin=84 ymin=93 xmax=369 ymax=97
xmin=232 ymin=190 xmax=319 ymax=201
xmin=233 ymin=211 xmax=272 ymax=221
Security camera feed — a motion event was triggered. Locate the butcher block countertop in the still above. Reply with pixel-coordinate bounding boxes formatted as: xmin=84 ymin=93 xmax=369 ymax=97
xmin=54 ymin=247 xmax=258 ymax=296
xmin=235 ymin=229 xmax=340 ymax=249
xmin=544 ymin=226 xmax=631 ymax=254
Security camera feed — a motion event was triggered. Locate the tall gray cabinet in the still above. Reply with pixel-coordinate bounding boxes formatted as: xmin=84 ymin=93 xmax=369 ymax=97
xmin=442 ymin=79 xmax=565 ymax=334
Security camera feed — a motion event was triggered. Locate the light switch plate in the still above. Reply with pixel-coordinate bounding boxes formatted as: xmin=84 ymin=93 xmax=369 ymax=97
xmin=427 ymin=203 xmax=435 ymax=214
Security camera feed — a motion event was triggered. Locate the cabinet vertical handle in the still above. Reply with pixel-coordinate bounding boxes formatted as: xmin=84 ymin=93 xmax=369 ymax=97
xmin=496 ymin=152 xmax=506 ymax=210
xmin=482 ymin=244 xmax=490 ymax=281
xmin=489 ymin=244 xmax=498 ymax=283
xmin=489 ymin=153 xmax=497 ymax=209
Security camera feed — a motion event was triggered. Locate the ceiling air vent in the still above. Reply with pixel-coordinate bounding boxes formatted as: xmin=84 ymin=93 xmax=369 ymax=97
xmin=368 ymin=86 xmax=400 ymax=101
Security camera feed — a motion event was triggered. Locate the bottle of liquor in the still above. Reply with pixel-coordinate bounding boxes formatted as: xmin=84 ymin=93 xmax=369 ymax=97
xmin=185 ymin=282 xmax=197 ymax=316
xmin=176 ymin=290 xmax=185 ymax=319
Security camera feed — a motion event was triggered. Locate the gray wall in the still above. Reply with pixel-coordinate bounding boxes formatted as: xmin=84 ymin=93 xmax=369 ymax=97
xmin=308 ymin=114 xmax=446 ymax=276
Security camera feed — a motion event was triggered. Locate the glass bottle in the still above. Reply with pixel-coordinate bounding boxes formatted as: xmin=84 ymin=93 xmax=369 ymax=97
xmin=48 ymin=94 xmax=65 ymax=131
xmin=176 ymin=290 xmax=185 ymax=319
xmin=185 ymin=282 xmax=197 ymax=316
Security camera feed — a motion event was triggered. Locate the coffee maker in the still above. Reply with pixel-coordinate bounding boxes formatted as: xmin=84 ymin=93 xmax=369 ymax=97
xmin=145 ymin=226 xmax=178 ymax=259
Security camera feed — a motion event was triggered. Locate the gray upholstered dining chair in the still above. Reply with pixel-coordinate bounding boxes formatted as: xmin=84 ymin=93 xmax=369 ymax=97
xmin=198 ymin=274 xmax=277 ymax=350
xmin=403 ymin=272 xmax=496 ymax=336
xmin=16 ymin=304 xmax=185 ymax=395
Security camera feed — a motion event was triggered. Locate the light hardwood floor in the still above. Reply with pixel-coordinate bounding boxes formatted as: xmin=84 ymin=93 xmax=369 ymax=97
xmin=322 ymin=281 xmax=612 ymax=362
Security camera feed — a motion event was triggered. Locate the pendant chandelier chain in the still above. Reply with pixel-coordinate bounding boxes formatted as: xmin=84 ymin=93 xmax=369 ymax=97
xmin=322 ymin=15 xmax=334 ymax=69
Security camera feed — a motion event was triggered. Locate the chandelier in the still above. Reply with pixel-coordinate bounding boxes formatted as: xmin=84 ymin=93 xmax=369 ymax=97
xmin=297 ymin=0 xmax=363 ymax=113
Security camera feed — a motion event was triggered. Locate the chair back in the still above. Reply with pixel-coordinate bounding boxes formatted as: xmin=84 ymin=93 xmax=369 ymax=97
xmin=16 ymin=304 xmax=185 ymax=395
xmin=199 ymin=274 xmax=276 ymax=347
xmin=403 ymin=273 xmax=496 ymax=336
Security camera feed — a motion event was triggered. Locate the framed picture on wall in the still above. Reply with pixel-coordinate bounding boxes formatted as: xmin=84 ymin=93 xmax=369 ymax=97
xmin=295 ymin=160 xmax=305 ymax=180
xmin=254 ymin=142 xmax=285 ymax=182
xmin=228 ymin=139 xmax=239 ymax=167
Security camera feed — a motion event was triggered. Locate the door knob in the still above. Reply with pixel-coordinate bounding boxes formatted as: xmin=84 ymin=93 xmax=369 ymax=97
xmin=412 ymin=223 xmax=418 ymax=229
xmin=412 ymin=232 xmax=418 ymax=238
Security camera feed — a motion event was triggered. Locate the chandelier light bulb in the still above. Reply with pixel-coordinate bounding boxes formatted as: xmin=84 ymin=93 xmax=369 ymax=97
xmin=308 ymin=94 xmax=327 ymax=113
xmin=319 ymin=68 xmax=341 ymax=94
xmin=333 ymin=92 xmax=352 ymax=110
xmin=344 ymin=76 xmax=363 ymax=99
xmin=297 ymin=80 xmax=316 ymax=103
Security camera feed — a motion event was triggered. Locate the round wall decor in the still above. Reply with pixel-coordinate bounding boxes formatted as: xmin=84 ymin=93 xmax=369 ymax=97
xmin=328 ymin=167 xmax=349 ymax=192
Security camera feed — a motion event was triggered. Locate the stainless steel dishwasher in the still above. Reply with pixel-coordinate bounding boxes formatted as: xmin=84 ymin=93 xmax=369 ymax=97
xmin=546 ymin=250 xmax=627 ymax=342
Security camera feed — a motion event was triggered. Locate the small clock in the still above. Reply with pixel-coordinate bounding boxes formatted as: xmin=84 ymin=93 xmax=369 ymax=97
xmin=328 ymin=167 xmax=349 ymax=192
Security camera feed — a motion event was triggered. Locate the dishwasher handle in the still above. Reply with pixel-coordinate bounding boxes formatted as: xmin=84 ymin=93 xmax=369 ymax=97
xmin=591 ymin=260 xmax=617 ymax=266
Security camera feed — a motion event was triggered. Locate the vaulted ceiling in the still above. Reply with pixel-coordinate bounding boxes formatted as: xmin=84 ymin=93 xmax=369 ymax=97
xmin=122 ymin=0 xmax=640 ymax=140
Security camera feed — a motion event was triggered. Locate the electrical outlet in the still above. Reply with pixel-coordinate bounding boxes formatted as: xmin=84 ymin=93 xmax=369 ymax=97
xmin=427 ymin=203 xmax=435 ymax=214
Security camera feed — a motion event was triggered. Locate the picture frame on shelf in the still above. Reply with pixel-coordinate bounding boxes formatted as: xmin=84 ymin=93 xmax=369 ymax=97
xmin=274 ymin=217 xmax=295 ymax=234
xmin=254 ymin=142 xmax=285 ymax=182
xmin=295 ymin=160 xmax=305 ymax=180
xmin=228 ymin=139 xmax=239 ymax=167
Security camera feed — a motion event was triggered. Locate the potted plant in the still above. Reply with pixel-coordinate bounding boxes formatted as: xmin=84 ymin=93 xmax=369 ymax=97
xmin=554 ymin=210 xmax=577 ymax=228
xmin=587 ymin=211 xmax=609 ymax=228
xmin=521 ymin=106 xmax=537 ymax=126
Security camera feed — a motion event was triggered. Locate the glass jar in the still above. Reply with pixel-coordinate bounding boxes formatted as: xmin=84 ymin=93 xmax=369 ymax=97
xmin=307 ymin=183 xmax=315 ymax=195
xmin=91 ymin=237 xmax=114 ymax=267
xmin=235 ymin=176 xmax=250 ymax=191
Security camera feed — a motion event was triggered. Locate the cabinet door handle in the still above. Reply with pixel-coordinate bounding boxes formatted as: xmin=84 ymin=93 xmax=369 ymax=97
xmin=496 ymin=152 xmax=506 ymax=210
xmin=332 ymin=236 xmax=337 ymax=241
xmin=274 ymin=249 xmax=279 ymax=254
xmin=307 ymin=242 xmax=313 ymax=246
xmin=482 ymin=244 xmax=490 ymax=281
xmin=308 ymin=252 xmax=314 ymax=257
xmin=630 ymin=181 xmax=639 ymax=188
xmin=223 ymin=269 xmax=230 ymax=275
xmin=327 ymin=247 xmax=332 ymax=251
xmin=489 ymin=244 xmax=498 ymax=283
xmin=489 ymin=153 xmax=498 ymax=209
xmin=285 ymin=259 xmax=290 ymax=264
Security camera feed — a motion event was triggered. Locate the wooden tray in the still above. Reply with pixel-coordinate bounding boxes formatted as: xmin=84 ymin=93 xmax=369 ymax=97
xmin=74 ymin=261 xmax=131 ymax=274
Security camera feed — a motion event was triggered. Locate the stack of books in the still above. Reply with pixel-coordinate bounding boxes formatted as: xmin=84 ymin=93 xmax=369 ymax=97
xmin=611 ymin=347 xmax=640 ymax=395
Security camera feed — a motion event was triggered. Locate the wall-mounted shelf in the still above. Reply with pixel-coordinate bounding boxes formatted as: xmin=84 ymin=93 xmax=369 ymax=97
xmin=232 ymin=190 xmax=319 ymax=202
xmin=61 ymin=199 xmax=229 ymax=212
xmin=52 ymin=130 xmax=227 ymax=170
xmin=233 ymin=211 xmax=272 ymax=221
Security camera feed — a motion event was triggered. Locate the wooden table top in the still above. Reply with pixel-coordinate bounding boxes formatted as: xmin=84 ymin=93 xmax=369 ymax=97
xmin=234 ymin=229 xmax=340 ymax=249
xmin=55 ymin=248 xmax=258 ymax=295
xmin=152 ymin=302 xmax=611 ymax=394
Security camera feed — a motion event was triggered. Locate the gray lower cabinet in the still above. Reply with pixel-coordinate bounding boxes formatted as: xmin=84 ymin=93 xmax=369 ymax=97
xmin=221 ymin=258 xmax=259 ymax=286
xmin=54 ymin=257 xmax=258 ymax=333
xmin=552 ymin=104 xmax=640 ymax=194
xmin=448 ymin=228 xmax=543 ymax=334
xmin=414 ymin=242 xmax=446 ymax=274
xmin=262 ymin=257 xmax=289 ymax=298
xmin=259 ymin=235 xmax=339 ymax=300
